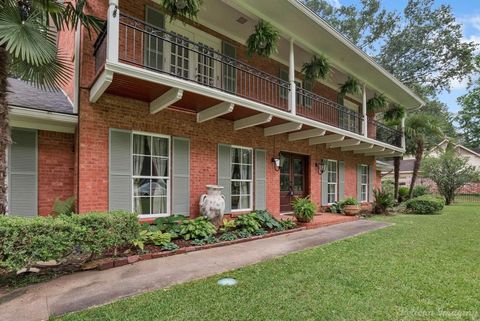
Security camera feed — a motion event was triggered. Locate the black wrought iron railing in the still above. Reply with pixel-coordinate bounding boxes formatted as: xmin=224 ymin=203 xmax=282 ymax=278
xmin=367 ymin=119 xmax=402 ymax=147
xmin=296 ymin=87 xmax=363 ymax=135
xmin=93 ymin=13 xmax=403 ymax=146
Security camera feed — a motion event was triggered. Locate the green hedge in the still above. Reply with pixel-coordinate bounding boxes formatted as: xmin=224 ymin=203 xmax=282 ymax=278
xmin=0 ymin=211 xmax=139 ymax=272
xmin=404 ymin=195 xmax=445 ymax=214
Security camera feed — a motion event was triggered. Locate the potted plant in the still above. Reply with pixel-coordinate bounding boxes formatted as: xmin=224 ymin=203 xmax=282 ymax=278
xmin=302 ymin=55 xmax=330 ymax=81
xmin=367 ymin=93 xmax=388 ymax=114
xmin=246 ymin=20 xmax=280 ymax=57
xmin=162 ymin=0 xmax=203 ymax=22
xmin=340 ymin=197 xmax=360 ymax=216
xmin=291 ymin=196 xmax=317 ymax=223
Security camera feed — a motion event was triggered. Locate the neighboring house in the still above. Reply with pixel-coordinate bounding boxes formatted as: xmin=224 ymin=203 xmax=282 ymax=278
xmin=6 ymin=0 xmax=424 ymax=218
xmin=382 ymin=140 xmax=480 ymax=193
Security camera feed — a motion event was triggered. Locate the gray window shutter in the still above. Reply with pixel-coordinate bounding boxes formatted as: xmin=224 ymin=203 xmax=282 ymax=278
xmin=255 ymin=149 xmax=266 ymax=210
xmin=369 ymin=165 xmax=375 ymax=202
xmin=357 ymin=165 xmax=362 ymax=201
xmin=172 ymin=137 xmax=190 ymax=216
xmin=109 ymin=129 xmax=132 ymax=212
xmin=321 ymin=167 xmax=328 ymax=206
xmin=9 ymin=129 xmax=37 ymax=216
xmin=217 ymin=144 xmax=231 ymax=213
xmin=338 ymin=160 xmax=345 ymax=201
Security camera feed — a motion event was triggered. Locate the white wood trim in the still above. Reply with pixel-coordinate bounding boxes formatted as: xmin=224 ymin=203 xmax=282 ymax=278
xmin=103 ymin=62 xmax=405 ymax=152
xmin=328 ymin=139 xmax=361 ymax=149
xmin=197 ymin=102 xmax=235 ymax=123
xmin=89 ymin=69 xmax=113 ymax=103
xmin=150 ymin=88 xmax=184 ymax=114
xmin=264 ymin=122 xmax=302 ymax=136
xmin=9 ymin=107 xmax=78 ymax=133
xmin=309 ymin=134 xmax=344 ymax=145
xmin=234 ymin=113 xmax=272 ymax=130
xmin=341 ymin=142 xmax=374 ymax=152
xmin=288 ymin=128 xmax=325 ymax=141
xmin=364 ymin=150 xmax=395 ymax=157
xmin=353 ymin=146 xmax=385 ymax=154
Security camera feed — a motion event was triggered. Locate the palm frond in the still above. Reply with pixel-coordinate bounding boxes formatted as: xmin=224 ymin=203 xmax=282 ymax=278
xmin=0 ymin=4 xmax=57 ymax=66
xmin=9 ymin=50 xmax=72 ymax=90
xmin=63 ymin=0 xmax=104 ymax=38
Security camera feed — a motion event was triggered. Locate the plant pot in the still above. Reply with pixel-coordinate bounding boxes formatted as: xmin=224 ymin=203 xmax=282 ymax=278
xmin=343 ymin=205 xmax=360 ymax=216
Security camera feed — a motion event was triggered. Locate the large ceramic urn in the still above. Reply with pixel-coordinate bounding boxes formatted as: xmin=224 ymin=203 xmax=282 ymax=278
xmin=199 ymin=185 xmax=225 ymax=227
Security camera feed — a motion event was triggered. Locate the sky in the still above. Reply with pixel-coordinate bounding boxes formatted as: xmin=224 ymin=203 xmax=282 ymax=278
xmin=325 ymin=0 xmax=480 ymax=114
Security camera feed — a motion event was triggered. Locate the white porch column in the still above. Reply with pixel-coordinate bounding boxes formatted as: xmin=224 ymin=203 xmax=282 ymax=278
xmin=288 ymin=38 xmax=296 ymax=115
xmin=401 ymin=116 xmax=406 ymax=149
xmin=107 ymin=0 xmax=119 ymax=63
xmin=362 ymin=83 xmax=367 ymax=137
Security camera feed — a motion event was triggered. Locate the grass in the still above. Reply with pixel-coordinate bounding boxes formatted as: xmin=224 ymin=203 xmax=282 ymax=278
xmin=55 ymin=205 xmax=480 ymax=321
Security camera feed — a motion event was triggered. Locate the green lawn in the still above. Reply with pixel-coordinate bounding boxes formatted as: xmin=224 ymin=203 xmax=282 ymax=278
xmin=56 ymin=205 xmax=480 ymax=321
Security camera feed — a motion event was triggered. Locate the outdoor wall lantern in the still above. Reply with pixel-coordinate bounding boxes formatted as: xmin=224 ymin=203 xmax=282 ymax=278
xmin=315 ymin=159 xmax=327 ymax=175
xmin=272 ymin=156 xmax=281 ymax=172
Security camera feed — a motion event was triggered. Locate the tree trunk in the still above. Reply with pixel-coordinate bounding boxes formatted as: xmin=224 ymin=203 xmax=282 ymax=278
xmin=393 ymin=156 xmax=400 ymax=201
xmin=408 ymin=139 xmax=424 ymax=199
xmin=0 ymin=46 xmax=10 ymax=215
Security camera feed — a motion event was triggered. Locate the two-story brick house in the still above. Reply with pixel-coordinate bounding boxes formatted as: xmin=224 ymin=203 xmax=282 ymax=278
xmin=7 ymin=0 xmax=424 ymax=218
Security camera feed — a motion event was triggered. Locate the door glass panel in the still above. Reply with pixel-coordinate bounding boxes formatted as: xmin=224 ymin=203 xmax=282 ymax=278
xmin=144 ymin=8 xmax=165 ymax=70
xmin=222 ymin=42 xmax=236 ymax=93
xmin=280 ymin=154 xmax=290 ymax=174
xmin=280 ymin=174 xmax=290 ymax=192
xmin=293 ymin=175 xmax=303 ymax=192
xmin=170 ymin=32 xmax=190 ymax=79
xmin=293 ymin=158 xmax=303 ymax=175
xmin=197 ymin=43 xmax=216 ymax=86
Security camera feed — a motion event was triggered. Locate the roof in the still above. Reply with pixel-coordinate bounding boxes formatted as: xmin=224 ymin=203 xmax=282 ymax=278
xmin=376 ymin=160 xmax=394 ymax=172
xmin=384 ymin=159 xmax=415 ymax=173
xmin=225 ymin=0 xmax=425 ymax=109
xmin=430 ymin=139 xmax=480 ymax=159
xmin=7 ymin=78 xmax=74 ymax=114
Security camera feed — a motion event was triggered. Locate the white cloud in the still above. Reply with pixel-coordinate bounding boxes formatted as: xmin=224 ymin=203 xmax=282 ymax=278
xmin=449 ymin=78 xmax=469 ymax=91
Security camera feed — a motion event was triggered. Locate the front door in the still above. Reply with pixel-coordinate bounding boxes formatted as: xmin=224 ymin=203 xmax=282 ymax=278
xmin=280 ymin=152 xmax=308 ymax=213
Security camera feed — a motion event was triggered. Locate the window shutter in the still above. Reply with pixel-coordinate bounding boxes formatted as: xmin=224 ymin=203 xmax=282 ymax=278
xmin=357 ymin=165 xmax=362 ymax=201
xmin=338 ymin=160 xmax=345 ymax=201
xmin=222 ymin=42 xmax=237 ymax=93
xmin=321 ymin=167 xmax=328 ymax=206
xmin=218 ymin=144 xmax=231 ymax=213
xmin=172 ymin=137 xmax=190 ymax=216
xmin=109 ymin=129 xmax=132 ymax=212
xmin=254 ymin=149 xmax=266 ymax=210
xmin=369 ymin=165 xmax=375 ymax=202
xmin=9 ymin=129 xmax=37 ymax=216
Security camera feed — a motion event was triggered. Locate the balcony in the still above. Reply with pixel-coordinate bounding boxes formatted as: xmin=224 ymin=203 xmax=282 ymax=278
xmin=92 ymin=8 xmax=403 ymax=151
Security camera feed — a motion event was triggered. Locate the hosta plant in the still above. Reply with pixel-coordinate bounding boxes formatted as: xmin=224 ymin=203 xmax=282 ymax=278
xmin=234 ymin=213 xmax=261 ymax=233
xmin=178 ymin=217 xmax=216 ymax=240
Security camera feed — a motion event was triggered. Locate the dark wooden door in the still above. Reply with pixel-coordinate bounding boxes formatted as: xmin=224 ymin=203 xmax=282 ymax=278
xmin=280 ymin=152 xmax=308 ymax=213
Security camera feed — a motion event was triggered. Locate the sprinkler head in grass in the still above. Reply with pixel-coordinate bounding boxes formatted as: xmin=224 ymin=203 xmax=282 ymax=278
xmin=217 ymin=278 xmax=237 ymax=286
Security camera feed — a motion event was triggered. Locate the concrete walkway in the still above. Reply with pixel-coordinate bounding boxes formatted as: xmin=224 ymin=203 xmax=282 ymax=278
xmin=0 ymin=220 xmax=391 ymax=321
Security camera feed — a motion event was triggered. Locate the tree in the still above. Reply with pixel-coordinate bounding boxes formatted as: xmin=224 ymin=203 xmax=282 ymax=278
xmin=0 ymin=0 xmax=103 ymax=214
xmin=305 ymin=0 xmax=477 ymax=96
xmin=421 ymin=149 xmax=480 ymax=205
xmin=457 ymin=79 xmax=480 ymax=149
xmin=405 ymin=113 xmax=444 ymax=199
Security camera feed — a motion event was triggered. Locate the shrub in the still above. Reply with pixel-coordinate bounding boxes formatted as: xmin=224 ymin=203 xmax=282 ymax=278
xmin=161 ymin=242 xmax=179 ymax=251
xmin=292 ymin=196 xmax=317 ymax=223
xmin=0 ymin=211 xmax=140 ymax=272
xmin=373 ymin=189 xmax=395 ymax=214
xmin=154 ymin=215 xmax=187 ymax=237
xmin=412 ymin=185 xmax=430 ymax=198
xmin=219 ymin=219 xmax=236 ymax=233
xmin=0 ymin=216 xmax=83 ymax=271
xmin=279 ymin=219 xmax=296 ymax=230
xmin=219 ymin=232 xmax=237 ymax=241
xmin=204 ymin=235 xmax=218 ymax=244
xmin=66 ymin=211 xmax=140 ymax=254
xmin=253 ymin=210 xmax=282 ymax=230
xmin=236 ymin=230 xmax=252 ymax=239
xmin=253 ymin=228 xmax=267 ymax=236
xmin=234 ymin=213 xmax=261 ymax=233
xmin=132 ymin=229 xmax=172 ymax=250
xmin=404 ymin=195 xmax=445 ymax=214
xmin=51 ymin=196 xmax=76 ymax=217
xmin=178 ymin=217 xmax=216 ymax=240
xmin=398 ymin=187 xmax=409 ymax=202
xmin=328 ymin=202 xmax=342 ymax=214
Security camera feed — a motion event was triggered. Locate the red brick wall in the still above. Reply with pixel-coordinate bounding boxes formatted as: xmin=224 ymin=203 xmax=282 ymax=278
xmin=76 ymin=90 xmax=375 ymax=217
xmin=38 ymin=131 xmax=76 ymax=216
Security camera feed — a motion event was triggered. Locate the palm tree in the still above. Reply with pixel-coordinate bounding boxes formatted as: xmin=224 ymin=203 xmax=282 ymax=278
xmin=0 ymin=0 xmax=103 ymax=214
xmin=404 ymin=113 xmax=443 ymax=199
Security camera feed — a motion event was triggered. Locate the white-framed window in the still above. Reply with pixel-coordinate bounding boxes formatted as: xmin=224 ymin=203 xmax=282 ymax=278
xmin=360 ymin=164 xmax=369 ymax=202
xmin=326 ymin=159 xmax=337 ymax=204
xmin=132 ymin=132 xmax=170 ymax=218
xmin=231 ymin=146 xmax=253 ymax=211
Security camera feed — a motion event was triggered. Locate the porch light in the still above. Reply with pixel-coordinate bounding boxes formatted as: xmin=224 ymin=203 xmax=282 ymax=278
xmin=272 ymin=156 xmax=281 ymax=172
xmin=175 ymin=0 xmax=187 ymax=10
xmin=316 ymin=159 xmax=327 ymax=175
